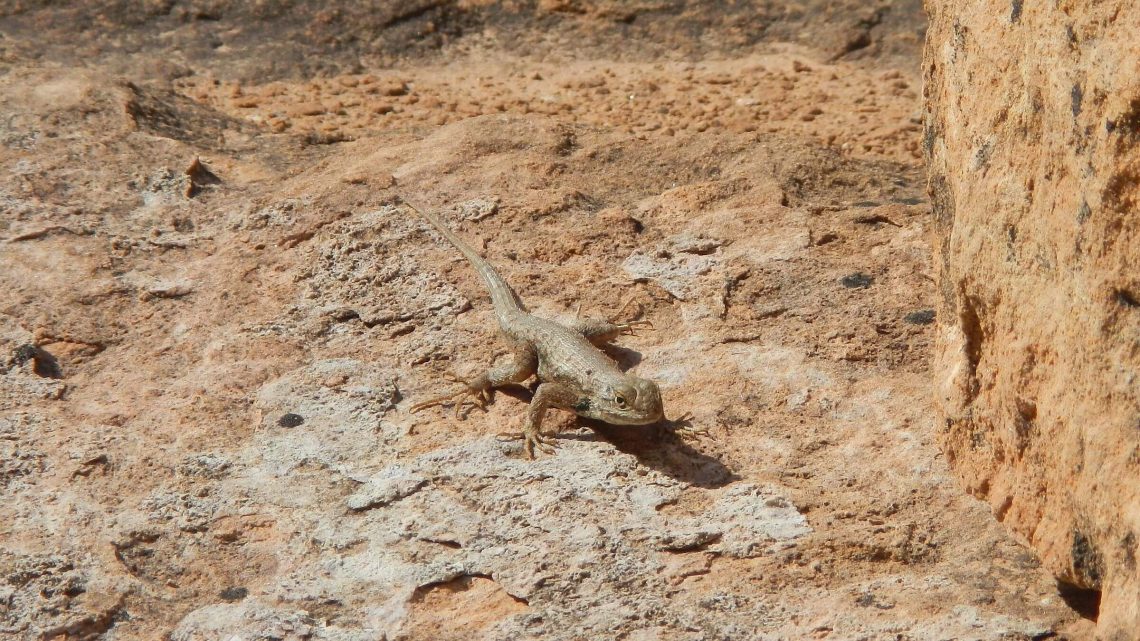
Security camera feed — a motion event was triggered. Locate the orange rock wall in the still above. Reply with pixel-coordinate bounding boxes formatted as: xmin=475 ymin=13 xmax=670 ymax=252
xmin=924 ymin=1 xmax=1140 ymax=637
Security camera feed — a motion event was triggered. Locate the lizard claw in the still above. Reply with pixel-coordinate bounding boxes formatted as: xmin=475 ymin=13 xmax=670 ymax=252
xmin=454 ymin=393 xmax=489 ymax=420
xmin=497 ymin=430 xmax=557 ymax=458
xmin=616 ymin=319 xmax=655 ymax=336
xmin=523 ymin=431 xmax=557 ymax=459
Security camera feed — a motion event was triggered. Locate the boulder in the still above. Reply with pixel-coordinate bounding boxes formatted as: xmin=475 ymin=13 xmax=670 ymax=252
xmin=924 ymin=1 xmax=1140 ymax=637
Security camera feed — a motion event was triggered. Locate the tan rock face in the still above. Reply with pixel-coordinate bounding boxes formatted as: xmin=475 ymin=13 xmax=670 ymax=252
xmin=924 ymin=1 xmax=1140 ymax=636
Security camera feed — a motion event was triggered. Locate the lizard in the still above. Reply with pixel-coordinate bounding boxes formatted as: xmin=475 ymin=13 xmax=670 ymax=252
xmin=403 ymin=197 xmax=664 ymax=459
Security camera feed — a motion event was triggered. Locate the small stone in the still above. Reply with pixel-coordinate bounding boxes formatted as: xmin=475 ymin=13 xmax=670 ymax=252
xmin=840 ymin=273 xmax=874 ymax=289
xmin=378 ymin=81 xmax=409 ymax=96
xmin=904 ymin=309 xmax=936 ymax=325
xmin=347 ymin=474 xmax=429 ymax=511
xmin=219 ymin=586 xmax=248 ymax=602
xmin=653 ymin=530 xmax=721 ymax=552
xmin=814 ymin=232 xmax=840 ymax=245
xmin=277 ymin=413 xmax=304 ymax=428
xmin=457 ymin=198 xmax=499 ymax=222
xmin=288 ymin=102 xmax=326 ymax=117
xmin=323 ymin=374 xmax=349 ymax=388
xmin=12 ymin=344 xmax=38 ymax=366
xmin=142 ymin=280 xmax=195 ymax=300
xmin=184 ymin=155 xmax=220 ymax=197
xmin=13 ymin=344 xmax=62 ymax=379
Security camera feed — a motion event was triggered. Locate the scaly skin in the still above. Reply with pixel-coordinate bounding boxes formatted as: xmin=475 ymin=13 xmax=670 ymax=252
xmin=404 ymin=198 xmax=664 ymax=458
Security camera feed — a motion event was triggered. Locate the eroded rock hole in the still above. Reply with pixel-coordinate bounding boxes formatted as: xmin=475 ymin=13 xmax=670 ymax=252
xmin=958 ymin=293 xmax=984 ymax=377
xmin=13 ymin=344 xmax=63 ymax=379
xmin=1114 ymin=288 xmax=1140 ymax=308
xmin=1056 ymin=581 xmax=1101 ymax=622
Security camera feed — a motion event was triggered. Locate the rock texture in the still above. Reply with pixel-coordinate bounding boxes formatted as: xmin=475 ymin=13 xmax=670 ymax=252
xmin=924 ymin=1 xmax=1140 ymax=637
xmin=0 ymin=1 xmax=1091 ymax=639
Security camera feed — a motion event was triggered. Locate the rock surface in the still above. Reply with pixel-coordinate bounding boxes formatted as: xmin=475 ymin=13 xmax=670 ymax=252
xmin=0 ymin=1 xmax=1089 ymax=639
xmin=924 ymin=1 xmax=1140 ymax=637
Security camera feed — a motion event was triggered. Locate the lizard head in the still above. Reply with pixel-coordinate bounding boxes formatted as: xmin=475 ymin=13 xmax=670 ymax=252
xmin=588 ymin=376 xmax=664 ymax=425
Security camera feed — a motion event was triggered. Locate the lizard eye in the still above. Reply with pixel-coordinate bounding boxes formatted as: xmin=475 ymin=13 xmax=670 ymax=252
xmin=615 ymin=394 xmax=628 ymax=408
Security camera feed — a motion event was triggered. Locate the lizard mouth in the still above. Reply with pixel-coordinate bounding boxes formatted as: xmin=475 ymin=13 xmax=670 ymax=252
xmin=603 ymin=406 xmax=664 ymax=426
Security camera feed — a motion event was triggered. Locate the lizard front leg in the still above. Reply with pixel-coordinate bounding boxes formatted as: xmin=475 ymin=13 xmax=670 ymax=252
xmin=517 ymin=381 xmax=581 ymax=459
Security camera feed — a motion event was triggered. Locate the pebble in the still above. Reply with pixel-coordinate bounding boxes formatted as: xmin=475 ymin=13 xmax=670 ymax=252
xmin=219 ymin=586 xmax=248 ymax=602
xmin=841 ymin=273 xmax=874 ymax=289
xmin=288 ymin=102 xmax=326 ymax=117
xmin=904 ymin=309 xmax=936 ymax=325
xmin=277 ymin=413 xmax=304 ymax=428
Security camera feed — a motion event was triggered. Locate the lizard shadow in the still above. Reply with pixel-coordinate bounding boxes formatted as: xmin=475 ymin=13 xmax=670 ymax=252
xmin=600 ymin=344 xmax=643 ymax=371
xmin=495 ymin=387 xmax=736 ymax=489
xmin=567 ymin=418 xmax=737 ymax=489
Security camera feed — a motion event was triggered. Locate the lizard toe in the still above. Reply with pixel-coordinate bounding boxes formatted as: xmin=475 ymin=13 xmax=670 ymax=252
xmin=517 ymin=430 xmax=557 ymax=459
xmin=617 ymin=319 xmax=655 ymax=336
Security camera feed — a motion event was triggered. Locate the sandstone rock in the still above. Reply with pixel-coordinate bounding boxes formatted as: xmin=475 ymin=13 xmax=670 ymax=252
xmin=924 ymin=1 xmax=1140 ymax=636
xmin=0 ymin=12 xmax=1083 ymax=635
xmin=346 ymin=471 xmax=429 ymax=511
xmin=0 ymin=550 xmax=127 ymax=641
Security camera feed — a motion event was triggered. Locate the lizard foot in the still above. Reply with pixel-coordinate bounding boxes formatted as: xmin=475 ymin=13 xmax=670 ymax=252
xmin=615 ymin=319 xmax=654 ymax=336
xmin=410 ymin=373 xmax=492 ymax=419
xmin=496 ymin=430 xmax=557 ymax=459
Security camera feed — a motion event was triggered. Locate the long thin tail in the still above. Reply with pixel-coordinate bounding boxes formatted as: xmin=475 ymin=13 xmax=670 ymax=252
xmin=402 ymin=197 xmax=525 ymax=318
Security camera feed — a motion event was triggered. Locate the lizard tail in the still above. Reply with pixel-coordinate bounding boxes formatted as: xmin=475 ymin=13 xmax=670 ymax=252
xmin=401 ymin=197 xmax=526 ymax=317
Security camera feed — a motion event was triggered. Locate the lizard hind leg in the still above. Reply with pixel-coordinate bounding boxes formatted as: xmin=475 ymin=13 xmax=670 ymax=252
xmin=570 ymin=317 xmax=655 ymax=346
xmin=610 ymin=296 xmax=654 ymax=335
xmin=410 ymin=346 xmax=537 ymax=419
xmin=408 ymin=371 xmax=492 ymax=419
xmin=569 ymin=295 xmax=654 ymax=346
xmin=610 ymin=295 xmax=641 ymax=323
